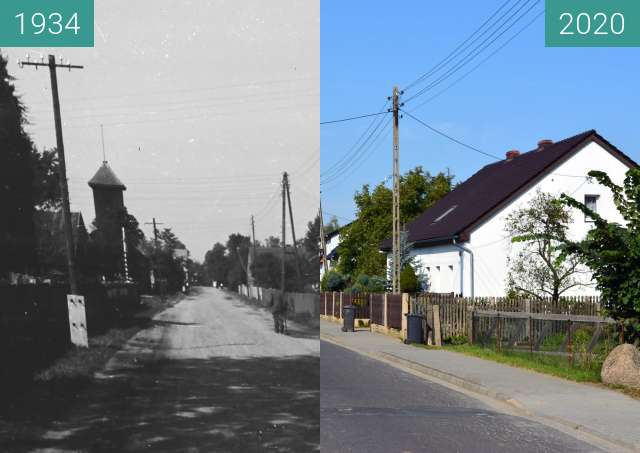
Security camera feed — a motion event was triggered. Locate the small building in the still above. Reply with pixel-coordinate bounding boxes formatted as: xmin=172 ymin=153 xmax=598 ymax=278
xmin=381 ymin=130 xmax=637 ymax=297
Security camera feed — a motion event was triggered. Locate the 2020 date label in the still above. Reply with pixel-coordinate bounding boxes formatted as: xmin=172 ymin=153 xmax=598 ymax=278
xmin=546 ymin=0 xmax=640 ymax=47
xmin=0 ymin=0 xmax=93 ymax=47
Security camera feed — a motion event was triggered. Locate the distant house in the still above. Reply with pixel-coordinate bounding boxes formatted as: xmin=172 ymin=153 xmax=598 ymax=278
xmin=381 ymin=130 xmax=637 ymax=297
xmin=172 ymin=248 xmax=189 ymax=260
xmin=320 ymin=228 xmax=342 ymax=280
xmin=33 ymin=210 xmax=88 ymax=277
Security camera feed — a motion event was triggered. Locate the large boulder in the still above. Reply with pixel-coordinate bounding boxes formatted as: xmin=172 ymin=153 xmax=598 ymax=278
xmin=601 ymin=344 xmax=640 ymax=389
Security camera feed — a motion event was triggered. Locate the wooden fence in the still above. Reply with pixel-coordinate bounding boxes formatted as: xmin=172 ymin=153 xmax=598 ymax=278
xmin=321 ymin=291 xmax=603 ymax=344
xmin=320 ymin=292 xmax=406 ymax=334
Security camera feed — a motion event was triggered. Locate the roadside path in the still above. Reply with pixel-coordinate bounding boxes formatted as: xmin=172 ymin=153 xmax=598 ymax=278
xmin=321 ymin=319 xmax=640 ymax=452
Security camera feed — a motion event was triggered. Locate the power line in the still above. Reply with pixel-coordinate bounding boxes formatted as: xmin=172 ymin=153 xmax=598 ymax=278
xmin=404 ymin=0 xmax=540 ymax=104
xmin=320 ymin=118 xmax=391 ymax=189
xmin=402 ymin=0 xmax=513 ymax=92
xmin=321 ymin=104 xmax=390 ymax=184
xmin=320 ymin=110 xmax=389 ymax=125
xmin=408 ymin=9 xmax=544 ymax=112
xmin=401 ymin=109 xmax=502 ymax=160
xmin=321 ymin=100 xmax=388 ymax=178
xmin=8 ymin=75 xmax=317 ymax=107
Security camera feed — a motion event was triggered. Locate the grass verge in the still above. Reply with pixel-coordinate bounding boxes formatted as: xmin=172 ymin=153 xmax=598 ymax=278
xmin=414 ymin=343 xmax=602 ymax=382
xmin=34 ymin=291 xmax=185 ymax=382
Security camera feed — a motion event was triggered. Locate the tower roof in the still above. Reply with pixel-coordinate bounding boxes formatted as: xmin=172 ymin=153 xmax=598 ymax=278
xmin=88 ymin=162 xmax=126 ymax=190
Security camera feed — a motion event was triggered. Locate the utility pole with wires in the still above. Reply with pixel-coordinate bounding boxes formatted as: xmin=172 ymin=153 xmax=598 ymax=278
xmin=249 ymin=214 xmax=257 ymax=286
xmin=390 ymin=86 xmax=402 ymax=293
xmin=281 ymin=173 xmax=287 ymax=296
xmin=144 ymin=218 xmax=163 ymax=290
xmin=19 ymin=54 xmax=84 ymax=294
xmin=319 ymin=198 xmax=328 ymax=277
xmin=145 ymin=218 xmax=164 ymax=252
xmin=284 ymin=173 xmax=303 ymax=282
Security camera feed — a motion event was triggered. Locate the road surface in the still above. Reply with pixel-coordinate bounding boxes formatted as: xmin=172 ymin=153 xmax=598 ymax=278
xmin=321 ymin=341 xmax=602 ymax=453
xmin=1 ymin=287 xmax=319 ymax=452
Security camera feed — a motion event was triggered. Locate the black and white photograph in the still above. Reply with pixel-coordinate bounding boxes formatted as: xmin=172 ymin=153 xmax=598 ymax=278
xmin=0 ymin=1 xmax=319 ymax=451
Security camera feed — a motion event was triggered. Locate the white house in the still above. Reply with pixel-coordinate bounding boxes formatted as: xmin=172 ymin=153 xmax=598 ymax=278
xmin=381 ymin=130 xmax=637 ymax=297
xmin=320 ymin=228 xmax=343 ymax=280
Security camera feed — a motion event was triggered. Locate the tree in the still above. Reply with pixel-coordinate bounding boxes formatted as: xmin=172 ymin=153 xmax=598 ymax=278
xmin=324 ymin=216 xmax=340 ymax=235
xmin=204 ymin=242 xmax=228 ymax=286
xmin=262 ymin=236 xmax=281 ymax=248
xmin=226 ymin=233 xmax=251 ymax=289
xmin=400 ymin=265 xmax=420 ymax=294
xmin=337 ymin=167 xmax=453 ymax=278
xmin=0 ymin=52 xmax=36 ymax=275
xmin=506 ymin=190 xmax=588 ymax=301
xmin=559 ymin=169 xmax=640 ymax=342
xmin=30 ymin=147 xmax=60 ymax=211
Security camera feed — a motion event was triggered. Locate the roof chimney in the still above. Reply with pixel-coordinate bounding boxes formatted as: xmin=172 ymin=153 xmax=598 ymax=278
xmin=505 ymin=150 xmax=520 ymax=160
xmin=537 ymin=139 xmax=553 ymax=151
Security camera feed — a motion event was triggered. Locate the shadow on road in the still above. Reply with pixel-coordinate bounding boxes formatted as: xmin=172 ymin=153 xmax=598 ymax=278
xmin=1 ymin=355 xmax=319 ymax=452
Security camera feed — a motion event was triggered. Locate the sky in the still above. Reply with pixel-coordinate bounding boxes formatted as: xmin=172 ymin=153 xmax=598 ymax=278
xmin=321 ymin=0 xmax=640 ymax=226
xmin=3 ymin=0 xmax=319 ymax=261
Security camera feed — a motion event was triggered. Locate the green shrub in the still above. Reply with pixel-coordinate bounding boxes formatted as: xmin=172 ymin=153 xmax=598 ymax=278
xmin=400 ymin=265 xmax=419 ymax=294
xmin=321 ymin=270 xmax=346 ymax=292
xmin=346 ymin=273 xmax=386 ymax=294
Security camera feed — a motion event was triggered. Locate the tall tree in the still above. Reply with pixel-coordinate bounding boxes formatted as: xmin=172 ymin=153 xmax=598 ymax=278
xmin=0 ymin=52 xmax=37 ymax=276
xmin=507 ymin=190 xmax=588 ymax=301
xmin=337 ymin=167 xmax=454 ymax=278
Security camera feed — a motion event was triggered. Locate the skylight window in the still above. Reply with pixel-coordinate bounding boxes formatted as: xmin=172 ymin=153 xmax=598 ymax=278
xmin=433 ymin=205 xmax=458 ymax=223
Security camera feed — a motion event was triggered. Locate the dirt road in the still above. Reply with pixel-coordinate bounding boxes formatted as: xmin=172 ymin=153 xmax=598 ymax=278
xmin=1 ymin=287 xmax=319 ymax=452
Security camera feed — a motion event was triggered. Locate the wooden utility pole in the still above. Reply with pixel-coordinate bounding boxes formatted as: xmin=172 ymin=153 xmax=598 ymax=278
xmin=19 ymin=55 xmax=84 ymax=294
xmin=284 ymin=173 xmax=303 ymax=282
xmin=281 ymin=173 xmax=287 ymax=296
xmin=144 ymin=218 xmax=163 ymax=289
xmin=144 ymin=218 xmax=163 ymax=252
xmin=319 ymin=198 xmax=328 ymax=276
xmin=249 ymin=214 xmax=256 ymax=286
xmin=391 ymin=86 xmax=401 ymax=293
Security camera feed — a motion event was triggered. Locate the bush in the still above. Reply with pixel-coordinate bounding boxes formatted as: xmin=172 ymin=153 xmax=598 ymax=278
xmin=346 ymin=273 xmax=386 ymax=294
xmin=400 ymin=265 xmax=420 ymax=293
xmin=321 ymin=270 xmax=346 ymax=292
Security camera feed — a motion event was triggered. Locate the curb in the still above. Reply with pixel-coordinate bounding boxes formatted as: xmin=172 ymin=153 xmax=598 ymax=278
xmin=320 ymin=331 xmax=638 ymax=453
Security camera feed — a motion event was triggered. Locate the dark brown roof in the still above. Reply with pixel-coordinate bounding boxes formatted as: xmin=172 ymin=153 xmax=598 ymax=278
xmin=88 ymin=162 xmax=126 ymax=190
xmin=381 ymin=130 xmax=637 ymax=251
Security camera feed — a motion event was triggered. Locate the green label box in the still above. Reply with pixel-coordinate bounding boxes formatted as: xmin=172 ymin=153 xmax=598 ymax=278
xmin=546 ymin=0 xmax=640 ymax=47
xmin=0 ymin=0 xmax=93 ymax=47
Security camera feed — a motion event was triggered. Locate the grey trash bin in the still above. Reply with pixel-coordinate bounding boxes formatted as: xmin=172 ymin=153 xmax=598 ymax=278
xmin=405 ymin=314 xmax=424 ymax=344
xmin=342 ymin=305 xmax=355 ymax=332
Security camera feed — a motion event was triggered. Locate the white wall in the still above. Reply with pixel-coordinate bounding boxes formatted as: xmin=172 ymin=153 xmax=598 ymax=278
xmin=321 ymin=232 xmax=341 ymax=279
xmin=408 ymin=140 xmax=631 ymax=297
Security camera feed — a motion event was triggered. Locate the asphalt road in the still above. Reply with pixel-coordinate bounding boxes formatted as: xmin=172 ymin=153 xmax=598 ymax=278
xmin=1 ymin=287 xmax=319 ymax=452
xmin=320 ymin=341 xmax=602 ymax=453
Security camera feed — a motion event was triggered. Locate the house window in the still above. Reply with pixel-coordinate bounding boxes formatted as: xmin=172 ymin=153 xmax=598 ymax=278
xmin=584 ymin=195 xmax=599 ymax=222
